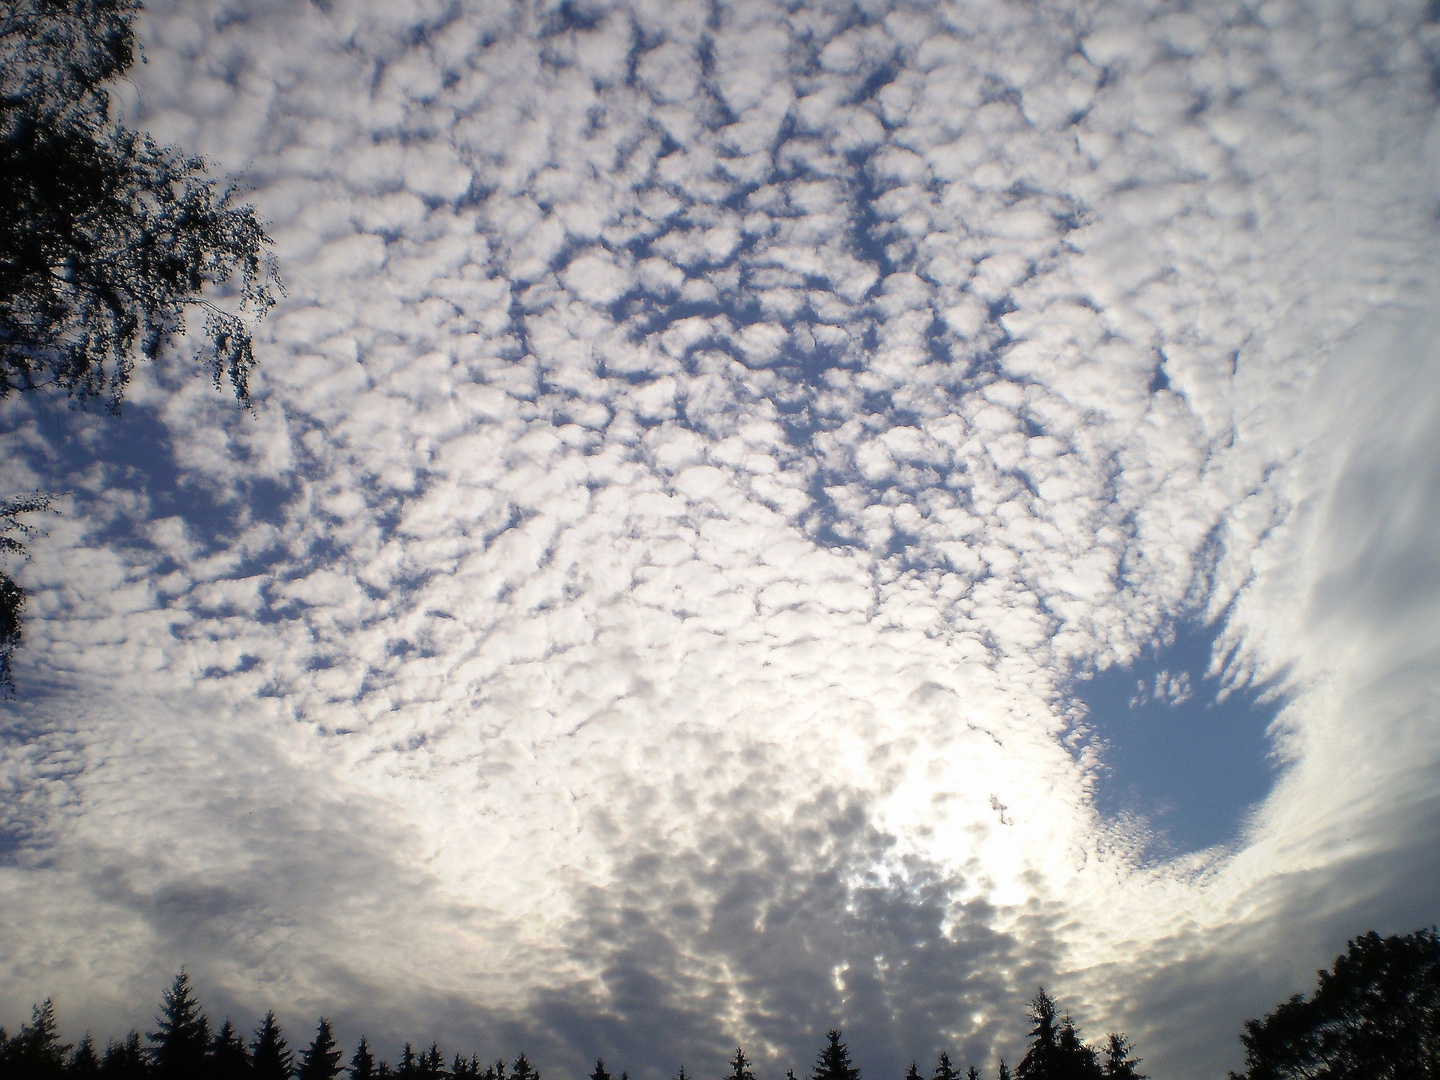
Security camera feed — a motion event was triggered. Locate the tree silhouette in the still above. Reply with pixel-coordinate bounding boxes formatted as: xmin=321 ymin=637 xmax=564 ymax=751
xmin=4 ymin=999 xmax=70 ymax=1078
xmin=298 ymin=1019 xmax=344 ymax=1080
xmin=674 ymin=1065 xmax=690 ymax=1080
xmin=811 ymin=1030 xmax=859 ymax=1080
xmin=904 ymin=1061 xmax=922 ymax=1080
xmin=511 ymin=1051 xmax=539 ymax=1080
xmin=99 ymin=1032 xmax=147 ymax=1080
xmin=0 ymin=0 xmax=280 ymax=407
xmin=0 ymin=0 xmax=281 ymax=693
xmin=396 ymin=1043 xmax=418 ymax=1080
xmin=421 ymin=1044 xmax=444 ymax=1078
xmin=1098 ymin=1035 xmax=1144 ymax=1080
xmin=728 ymin=1048 xmax=756 ymax=1080
xmin=70 ymin=1034 xmax=101 ymax=1079
xmin=588 ymin=1059 xmax=611 ymax=1080
xmin=349 ymin=1037 xmax=376 ymax=1080
xmin=252 ymin=1012 xmax=294 ymax=1080
xmin=1055 ymin=1017 xmax=1101 ymax=1080
xmin=1016 ymin=989 xmax=1060 ymax=1080
xmin=996 ymin=1063 xmax=1010 ymax=1080
xmin=212 ymin=1019 xmax=252 ymax=1080
xmin=148 ymin=971 xmax=210 ymax=1079
xmin=1229 ymin=928 xmax=1440 ymax=1079
xmin=0 ymin=490 xmax=51 ymax=692
xmin=933 ymin=1052 xmax=958 ymax=1080
xmin=966 ymin=1068 xmax=981 ymax=1080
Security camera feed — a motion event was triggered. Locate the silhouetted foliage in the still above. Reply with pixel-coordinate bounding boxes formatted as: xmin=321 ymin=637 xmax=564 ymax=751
xmin=252 ymin=1012 xmax=293 ymax=1080
xmin=348 ymin=1037 xmax=376 ymax=1080
xmin=728 ymin=1048 xmax=756 ymax=1080
xmin=811 ymin=1031 xmax=859 ymax=1080
xmin=1015 ymin=991 xmax=1105 ymax=1080
xmin=69 ymin=1035 xmax=100 ymax=1080
xmin=1098 ymin=1035 xmax=1144 ymax=1080
xmin=2 ymin=968 xmax=1155 ymax=1080
xmin=148 ymin=971 xmax=210 ymax=1079
xmin=0 ymin=0 xmax=280 ymax=408
xmin=0 ymin=0 xmax=280 ymax=693
xmin=996 ymin=1062 xmax=1011 ymax=1080
xmin=2 ymin=999 xmax=69 ymax=1079
xmin=0 ymin=491 xmax=50 ymax=692
xmin=1229 ymin=928 xmax=1440 ymax=1079
xmin=211 ymin=1020 xmax=251 ymax=1080
xmin=98 ymin=1032 xmax=146 ymax=1080
xmin=297 ymin=1020 xmax=343 ymax=1080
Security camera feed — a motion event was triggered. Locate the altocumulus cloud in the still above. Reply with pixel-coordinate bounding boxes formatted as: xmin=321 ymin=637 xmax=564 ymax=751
xmin=2 ymin=0 xmax=1439 ymax=1078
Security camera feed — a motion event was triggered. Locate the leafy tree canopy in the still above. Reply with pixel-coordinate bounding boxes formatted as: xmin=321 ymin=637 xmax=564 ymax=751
xmin=1229 ymin=928 xmax=1440 ymax=1080
xmin=0 ymin=0 xmax=281 ymax=409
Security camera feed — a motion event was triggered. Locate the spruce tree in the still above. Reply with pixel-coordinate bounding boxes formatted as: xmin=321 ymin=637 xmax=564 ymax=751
xmin=149 ymin=972 xmax=210 ymax=1080
xmin=1099 ymin=1035 xmax=1143 ymax=1080
xmin=811 ymin=1031 xmax=859 ymax=1080
xmin=1055 ymin=1017 xmax=1101 ymax=1080
xmin=349 ymin=1037 xmax=376 ymax=1080
xmin=729 ymin=1048 xmax=756 ymax=1080
xmin=996 ymin=1063 xmax=1010 ymax=1080
xmin=589 ymin=1059 xmax=611 ymax=1080
xmin=674 ymin=1066 xmax=690 ymax=1080
xmin=1015 ymin=990 xmax=1059 ymax=1080
xmin=11 ymin=999 xmax=70 ymax=1078
xmin=212 ymin=1020 xmax=252 ymax=1080
xmin=396 ymin=1044 xmax=417 ymax=1080
xmin=933 ymin=1053 xmax=957 ymax=1080
xmin=421 ymin=1045 xmax=443 ymax=1078
xmin=70 ymin=1035 xmax=102 ymax=1079
xmin=966 ymin=1069 xmax=980 ymax=1080
xmin=297 ymin=1020 xmax=343 ymax=1080
xmin=511 ymin=1052 xmax=538 ymax=1080
xmin=99 ymin=1032 xmax=146 ymax=1080
xmin=904 ymin=1062 xmax=922 ymax=1080
xmin=252 ymin=1012 xmax=294 ymax=1080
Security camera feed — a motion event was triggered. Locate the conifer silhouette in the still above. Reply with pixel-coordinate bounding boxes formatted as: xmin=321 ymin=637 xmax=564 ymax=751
xmin=70 ymin=1034 xmax=101 ymax=1079
xmin=149 ymin=972 xmax=210 ymax=1079
xmin=252 ymin=1011 xmax=294 ymax=1080
xmin=728 ymin=1048 xmax=756 ymax=1080
xmin=213 ymin=1019 xmax=253 ymax=1080
xmin=298 ymin=1019 xmax=343 ymax=1080
xmin=904 ymin=1061 xmax=922 ymax=1080
xmin=811 ymin=1030 xmax=859 ymax=1080
xmin=588 ymin=1058 xmax=612 ymax=1080
xmin=933 ymin=1052 xmax=958 ymax=1080
xmin=349 ymin=1036 xmax=376 ymax=1080
xmin=99 ymin=1032 xmax=147 ymax=1080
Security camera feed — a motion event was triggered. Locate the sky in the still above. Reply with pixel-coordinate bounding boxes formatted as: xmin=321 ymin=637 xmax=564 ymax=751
xmin=2 ymin=0 xmax=1439 ymax=1077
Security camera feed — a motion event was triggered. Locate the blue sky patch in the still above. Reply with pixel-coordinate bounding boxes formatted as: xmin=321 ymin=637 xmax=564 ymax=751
xmin=1074 ymin=620 xmax=1286 ymax=857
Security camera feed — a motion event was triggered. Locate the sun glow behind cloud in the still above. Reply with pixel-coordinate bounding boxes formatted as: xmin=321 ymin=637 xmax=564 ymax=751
xmin=2 ymin=1 xmax=1439 ymax=1078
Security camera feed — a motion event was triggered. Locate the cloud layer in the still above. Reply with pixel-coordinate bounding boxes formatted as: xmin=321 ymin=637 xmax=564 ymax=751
xmin=2 ymin=1 xmax=1439 ymax=1077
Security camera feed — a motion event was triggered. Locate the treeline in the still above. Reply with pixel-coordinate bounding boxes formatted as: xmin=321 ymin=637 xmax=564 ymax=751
xmin=5 ymin=929 xmax=1439 ymax=1080
xmin=0 ymin=975 xmax=1138 ymax=1080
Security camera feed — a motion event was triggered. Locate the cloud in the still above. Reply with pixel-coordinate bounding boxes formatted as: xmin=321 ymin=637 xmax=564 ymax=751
xmin=2 ymin=0 xmax=1438 ymax=1077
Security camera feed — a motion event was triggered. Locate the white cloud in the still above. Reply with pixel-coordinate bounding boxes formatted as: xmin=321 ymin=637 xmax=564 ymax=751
xmin=1 ymin=0 xmax=1437 ymax=1078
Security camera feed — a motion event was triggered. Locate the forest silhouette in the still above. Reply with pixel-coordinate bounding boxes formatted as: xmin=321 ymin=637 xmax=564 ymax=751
xmin=3 ymin=930 xmax=1438 ymax=1080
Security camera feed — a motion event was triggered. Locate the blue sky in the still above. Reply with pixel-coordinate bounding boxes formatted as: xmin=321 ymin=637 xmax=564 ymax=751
xmin=2 ymin=1 xmax=1439 ymax=1078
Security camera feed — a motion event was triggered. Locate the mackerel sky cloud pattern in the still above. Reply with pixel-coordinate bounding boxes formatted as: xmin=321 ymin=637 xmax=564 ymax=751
xmin=2 ymin=2 xmax=1439 ymax=1078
